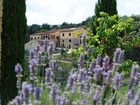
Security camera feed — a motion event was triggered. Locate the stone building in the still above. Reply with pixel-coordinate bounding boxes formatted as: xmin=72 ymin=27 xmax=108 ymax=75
xmin=29 ymin=27 xmax=87 ymax=49
xmin=30 ymin=29 xmax=61 ymax=47
xmin=30 ymin=32 xmax=50 ymax=40
xmin=49 ymin=29 xmax=61 ymax=47
xmin=60 ymin=27 xmax=87 ymax=49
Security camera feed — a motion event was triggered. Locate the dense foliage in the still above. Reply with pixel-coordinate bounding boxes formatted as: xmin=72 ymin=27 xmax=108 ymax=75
xmin=95 ymin=0 xmax=117 ymax=18
xmin=74 ymin=12 xmax=134 ymax=59
xmin=1 ymin=0 xmax=27 ymax=104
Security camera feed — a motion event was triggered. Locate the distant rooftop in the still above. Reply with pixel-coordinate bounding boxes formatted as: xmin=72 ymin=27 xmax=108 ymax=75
xmin=30 ymin=27 xmax=85 ymax=36
xmin=60 ymin=28 xmax=77 ymax=32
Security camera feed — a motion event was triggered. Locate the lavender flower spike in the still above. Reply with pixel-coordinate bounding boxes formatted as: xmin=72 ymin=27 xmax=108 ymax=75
xmin=112 ymin=72 xmax=122 ymax=89
xmin=22 ymin=82 xmax=32 ymax=104
xmin=47 ymin=44 xmax=53 ymax=59
xmin=15 ymin=63 xmax=23 ymax=74
xmin=34 ymin=87 xmax=41 ymax=101
xmin=81 ymin=33 xmax=86 ymax=46
xmin=128 ymin=64 xmax=139 ymax=89
xmin=113 ymin=48 xmax=124 ymax=63
xmin=102 ymin=55 xmax=110 ymax=71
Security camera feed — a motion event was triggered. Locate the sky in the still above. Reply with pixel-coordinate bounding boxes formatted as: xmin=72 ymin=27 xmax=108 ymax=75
xmin=26 ymin=0 xmax=140 ymax=25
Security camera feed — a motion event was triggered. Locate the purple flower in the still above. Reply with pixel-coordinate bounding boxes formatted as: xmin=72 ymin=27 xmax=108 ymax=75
xmin=112 ymin=73 xmax=122 ymax=89
xmin=29 ymin=59 xmax=38 ymax=68
xmin=50 ymin=84 xmax=58 ymax=97
xmin=77 ymin=73 xmax=82 ymax=82
xmin=44 ymin=40 xmax=48 ymax=51
xmin=96 ymin=55 xmax=102 ymax=65
xmin=93 ymin=65 xmax=103 ymax=81
xmin=29 ymin=50 xmax=35 ymax=59
xmin=22 ymin=82 xmax=32 ymax=104
xmin=127 ymin=89 xmax=135 ymax=100
xmin=15 ymin=95 xmax=23 ymax=105
xmin=36 ymin=45 xmax=40 ymax=53
xmin=81 ymin=99 xmax=87 ymax=105
xmin=79 ymin=53 xmax=85 ymax=61
xmin=57 ymin=96 xmax=68 ymax=105
xmin=38 ymin=53 xmax=42 ymax=64
xmin=47 ymin=44 xmax=53 ymax=58
xmin=34 ymin=87 xmax=41 ymax=100
xmin=78 ymin=53 xmax=85 ymax=68
xmin=102 ymin=55 xmax=110 ymax=71
xmin=78 ymin=60 xmax=84 ymax=68
xmin=131 ymin=64 xmax=139 ymax=79
xmin=81 ymin=34 xmax=86 ymax=46
xmin=66 ymin=75 xmax=74 ymax=90
xmin=49 ymin=61 xmax=58 ymax=70
xmin=93 ymin=88 xmax=101 ymax=101
xmin=88 ymin=47 xmax=94 ymax=57
xmin=113 ymin=48 xmax=124 ymax=63
xmin=15 ymin=63 xmax=23 ymax=74
xmin=89 ymin=61 xmax=95 ymax=72
xmin=50 ymin=84 xmax=58 ymax=105
xmin=102 ymin=71 xmax=112 ymax=86
xmin=135 ymin=94 xmax=140 ymax=105
xmin=129 ymin=64 xmax=139 ymax=89
xmin=57 ymin=96 xmax=62 ymax=105
xmin=45 ymin=68 xmax=53 ymax=82
xmin=126 ymin=89 xmax=135 ymax=105
xmin=29 ymin=59 xmax=39 ymax=81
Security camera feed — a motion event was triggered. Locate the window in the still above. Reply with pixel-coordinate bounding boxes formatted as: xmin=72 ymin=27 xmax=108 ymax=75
xmin=69 ymin=44 xmax=71 ymax=49
xmin=69 ymin=39 xmax=71 ymax=42
xmin=56 ymin=36 xmax=59 ymax=40
xmin=38 ymin=37 xmax=39 ymax=39
xmin=62 ymin=40 xmax=64 ymax=42
xmin=30 ymin=37 xmax=33 ymax=40
xmin=46 ymin=36 xmax=48 ymax=38
xmin=35 ymin=37 xmax=36 ymax=39
xmin=61 ymin=43 xmax=65 ymax=47
xmin=69 ymin=33 xmax=71 ymax=36
xmin=62 ymin=33 xmax=64 ymax=37
xmin=41 ymin=36 xmax=43 ymax=39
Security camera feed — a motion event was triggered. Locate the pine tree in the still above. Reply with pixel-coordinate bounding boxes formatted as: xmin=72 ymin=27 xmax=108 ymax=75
xmin=95 ymin=0 xmax=118 ymax=18
xmin=1 ymin=0 xmax=27 ymax=104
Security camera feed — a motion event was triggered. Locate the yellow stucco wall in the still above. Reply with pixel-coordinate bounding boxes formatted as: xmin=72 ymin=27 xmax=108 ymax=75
xmin=60 ymin=28 xmax=87 ymax=49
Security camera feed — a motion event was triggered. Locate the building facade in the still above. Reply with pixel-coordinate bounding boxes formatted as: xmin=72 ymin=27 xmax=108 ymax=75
xmin=49 ymin=29 xmax=61 ymax=47
xmin=30 ymin=29 xmax=61 ymax=47
xmin=30 ymin=32 xmax=50 ymax=40
xmin=29 ymin=27 xmax=87 ymax=49
xmin=60 ymin=27 xmax=87 ymax=49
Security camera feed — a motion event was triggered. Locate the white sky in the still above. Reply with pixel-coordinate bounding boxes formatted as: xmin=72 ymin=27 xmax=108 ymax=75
xmin=26 ymin=0 xmax=140 ymax=25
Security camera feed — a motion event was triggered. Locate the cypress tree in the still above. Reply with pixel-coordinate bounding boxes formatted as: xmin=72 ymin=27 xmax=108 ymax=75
xmin=95 ymin=0 xmax=118 ymax=18
xmin=1 ymin=0 xmax=27 ymax=104
xmin=92 ymin=0 xmax=117 ymax=35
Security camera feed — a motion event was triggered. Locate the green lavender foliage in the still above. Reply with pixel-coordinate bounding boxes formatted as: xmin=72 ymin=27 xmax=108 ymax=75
xmin=1 ymin=0 xmax=27 ymax=104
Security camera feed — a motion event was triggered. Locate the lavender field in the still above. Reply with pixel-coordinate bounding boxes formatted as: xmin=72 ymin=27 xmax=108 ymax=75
xmin=8 ymin=33 xmax=140 ymax=105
